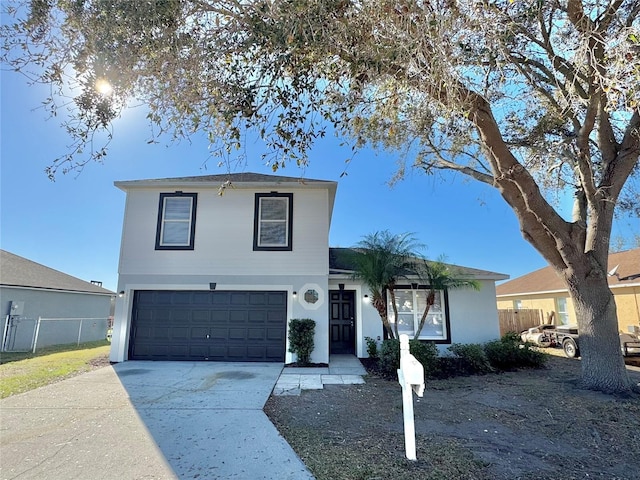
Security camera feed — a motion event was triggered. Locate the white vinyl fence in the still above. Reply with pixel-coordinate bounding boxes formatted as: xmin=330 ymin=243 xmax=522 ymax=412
xmin=2 ymin=316 xmax=109 ymax=353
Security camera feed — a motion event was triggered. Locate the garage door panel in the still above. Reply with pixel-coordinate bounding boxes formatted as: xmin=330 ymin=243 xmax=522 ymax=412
xmin=229 ymin=328 xmax=246 ymax=340
xmin=210 ymin=311 xmax=229 ymax=323
xmin=171 ymin=327 xmax=189 ymax=339
xmin=247 ymin=346 xmax=267 ymax=359
xmin=230 ymin=293 xmax=248 ymax=305
xmin=268 ymin=293 xmax=286 ymax=305
xmin=229 ymin=310 xmax=248 ymax=322
xmin=265 ymin=345 xmax=284 ymax=360
xmin=209 ymin=328 xmax=226 ymax=339
xmin=172 ymin=310 xmax=190 ymax=322
xmin=190 ymin=327 xmax=209 ymax=339
xmin=151 ymin=327 xmax=169 ymax=340
xmin=130 ymin=290 xmax=287 ymax=361
xmin=248 ymin=328 xmax=264 ymax=340
xmin=153 ymin=309 xmax=171 ymax=322
xmin=173 ymin=292 xmax=193 ymax=304
xmin=192 ymin=292 xmax=212 ymax=305
xmin=267 ymin=328 xmax=285 ymax=340
xmin=248 ymin=311 xmax=266 ymax=322
xmin=155 ymin=292 xmax=173 ymax=304
xmin=190 ymin=310 xmax=209 ymax=322
xmin=211 ymin=294 xmax=230 ymax=305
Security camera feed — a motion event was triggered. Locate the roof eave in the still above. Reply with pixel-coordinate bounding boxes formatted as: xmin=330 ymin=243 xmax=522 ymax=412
xmin=496 ymin=281 xmax=640 ymax=297
xmin=114 ymin=179 xmax=337 ymax=191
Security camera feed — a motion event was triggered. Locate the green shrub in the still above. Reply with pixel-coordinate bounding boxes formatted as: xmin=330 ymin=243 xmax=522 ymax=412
xmin=484 ymin=332 xmax=548 ymax=371
xmin=408 ymin=340 xmax=439 ymax=378
xmin=447 ymin=343 xmax=494 ymax=375
xmin=377 ymin=338 xmax=438 ymax=379
xmin=378 ymin=339 xmax=400 ymax=378
xmin=287 ymin=318 xmax=315 ymax=365
xmin=365 ymin=336 xmax=378 ymax=359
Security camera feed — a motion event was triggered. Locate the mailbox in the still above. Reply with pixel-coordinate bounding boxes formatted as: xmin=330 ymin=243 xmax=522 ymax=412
xmin=398 ymin=355 xmax=425 ymax=397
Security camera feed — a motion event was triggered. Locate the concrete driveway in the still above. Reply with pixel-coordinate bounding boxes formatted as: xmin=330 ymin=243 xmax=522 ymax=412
xmin=1 ymin=362 xmax=314 ymax=480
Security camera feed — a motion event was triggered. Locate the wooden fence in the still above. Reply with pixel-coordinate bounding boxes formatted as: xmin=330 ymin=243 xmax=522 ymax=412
xmin=498 ymin=309 xmax=544 ymax=336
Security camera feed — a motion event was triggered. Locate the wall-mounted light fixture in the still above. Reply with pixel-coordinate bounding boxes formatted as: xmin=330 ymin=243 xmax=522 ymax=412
xmin=292 ymin=291 xmax=297 ymax=298
xmin=411 ymin=282 xmax=419 ymax=290
xmin=363 ymin=294 xmax=370 ymax=303
xmin=209 ymin=283 xmax=217 ymax=290
xmin=118 ymin=291 xmax=125 ymax=298
xmin=339 ymin=283 xmax=345 ymax=291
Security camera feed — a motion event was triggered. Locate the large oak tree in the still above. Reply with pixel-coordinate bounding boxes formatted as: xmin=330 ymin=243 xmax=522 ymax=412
xmin=2 ymin=0 xmax=638 ymax=392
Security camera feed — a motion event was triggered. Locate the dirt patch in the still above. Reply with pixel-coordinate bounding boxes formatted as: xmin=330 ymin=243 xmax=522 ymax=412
xmin=265 ymin=356 xmax=640 ymax=480
xmin=88 ymin=354 xmax=111 ymax=368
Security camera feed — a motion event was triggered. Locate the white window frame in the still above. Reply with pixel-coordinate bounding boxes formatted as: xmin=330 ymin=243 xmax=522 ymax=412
xmin=387 ymin=287 xmax=448 ymax=341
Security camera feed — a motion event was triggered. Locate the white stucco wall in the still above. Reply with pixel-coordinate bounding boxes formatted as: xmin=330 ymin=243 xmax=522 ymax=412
xmin=118 ymin=186 xmax=329 ymax=277
xmin=445 ymin=280 xmax=501 ymax=346
xmin=111 ymin=180 xmax=335 ymax=363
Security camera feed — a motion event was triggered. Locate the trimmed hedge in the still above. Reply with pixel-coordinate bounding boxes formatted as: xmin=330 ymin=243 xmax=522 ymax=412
xmin=288 ymin=318 xmax=315 ymax=365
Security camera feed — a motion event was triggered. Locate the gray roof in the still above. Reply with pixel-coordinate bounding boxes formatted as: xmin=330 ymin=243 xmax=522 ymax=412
xmin=329 ymin=247 xmax=509 ymax=281
xmin=0 ymin=250 xmax=115 ymax=295
xmin=115 ymin=172 xmax=337 ymax=189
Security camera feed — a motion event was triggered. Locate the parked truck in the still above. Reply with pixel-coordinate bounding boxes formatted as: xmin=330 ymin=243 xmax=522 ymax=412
xmin=521 ymin=324 xmax=640 ymax=358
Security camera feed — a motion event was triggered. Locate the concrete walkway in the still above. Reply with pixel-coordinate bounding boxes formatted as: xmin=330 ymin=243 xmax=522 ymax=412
xmin=274 ymin=355 xmax=367 ymax=396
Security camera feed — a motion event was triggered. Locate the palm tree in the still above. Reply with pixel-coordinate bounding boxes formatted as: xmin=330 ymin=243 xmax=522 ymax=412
xmin=413 ymin=257 xmax=480 ymax=339
xmin=351 ymin=231 xmax=422 ymax=339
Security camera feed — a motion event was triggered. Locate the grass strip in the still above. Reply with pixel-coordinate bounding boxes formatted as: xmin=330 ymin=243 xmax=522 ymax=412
xmin=0 ymin=341 xmax=110 ymax=398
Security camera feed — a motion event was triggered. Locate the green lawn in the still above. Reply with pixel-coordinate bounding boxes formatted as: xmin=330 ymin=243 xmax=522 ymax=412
xmin=0 ymin=341 xmax=111 ymax=399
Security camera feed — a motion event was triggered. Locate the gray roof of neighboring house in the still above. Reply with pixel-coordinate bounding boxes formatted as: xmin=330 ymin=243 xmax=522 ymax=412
xmin=329 ymin=247 xmax=509 ymax=281
xmin=0 ymin=250 xmax=115 ymax=295
xmin=496 ymin=247 xmax=640 ymax=296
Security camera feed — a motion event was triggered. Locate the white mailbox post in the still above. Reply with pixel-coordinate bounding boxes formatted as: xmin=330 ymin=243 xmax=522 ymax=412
xmin=397 ymin=334 xmax=425 ymax=461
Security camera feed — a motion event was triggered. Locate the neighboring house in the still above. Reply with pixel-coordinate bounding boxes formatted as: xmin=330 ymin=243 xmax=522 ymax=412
xmin=496 ymin=248 xmax=640 ymax=334
xmin=0 ymin=250 xmax=115 ymax=351
xmin=110 ymin=173 xmax=508 ymax=364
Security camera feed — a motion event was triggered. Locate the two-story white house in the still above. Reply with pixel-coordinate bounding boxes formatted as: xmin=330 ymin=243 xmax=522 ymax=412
xmin=109 ymin=173 xmax=507 ymax=364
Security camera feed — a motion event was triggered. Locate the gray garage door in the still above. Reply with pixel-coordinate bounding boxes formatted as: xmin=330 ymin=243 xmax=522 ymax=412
xmin=129 ymin=290 xmax=287 ymax=361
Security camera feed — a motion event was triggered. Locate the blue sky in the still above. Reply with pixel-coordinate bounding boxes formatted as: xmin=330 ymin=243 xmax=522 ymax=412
xmin=1 ymin=68 xmax=636 ymax=292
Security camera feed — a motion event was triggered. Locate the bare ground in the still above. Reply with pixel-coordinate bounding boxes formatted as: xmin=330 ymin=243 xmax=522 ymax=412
xmin=264 ymin=356 xmax=640 ymax=480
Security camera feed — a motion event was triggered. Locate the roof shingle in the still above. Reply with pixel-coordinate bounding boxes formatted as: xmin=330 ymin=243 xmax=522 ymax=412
xmin=496 ymin=248 xmax=640 ymax=296
xmin=0 ymin=250 xmax=114 ymax=295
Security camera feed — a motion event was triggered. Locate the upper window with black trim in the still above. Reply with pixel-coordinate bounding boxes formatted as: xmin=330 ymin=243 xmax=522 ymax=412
xmin=387 ymin=286 xmax=451 ymax=343
xmin=155 ymin=192 xmax=197 ymax=250
xmin=253 ymin=193 xmax=293 ymax=251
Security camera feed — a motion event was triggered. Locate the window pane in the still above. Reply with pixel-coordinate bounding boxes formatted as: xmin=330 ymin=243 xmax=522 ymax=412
xmin=164 ymin=198 xmax=191 ymax=220
xmin=259 ymin=222 xmax=286 ymax=245
xmin=395 ymin=290 xmax=414 ymax=313
xmin=421 ymin=313 xmax=444 ymax=337
xmin=414 ymin=290 xmax=446 ymax=339
xmin=162 ymin=222 xmax=189 ymax=245
xmin=261 ymin=198 xmax=287 ymax=220
xmin=397 ymin=313 xmax=414 ymax=333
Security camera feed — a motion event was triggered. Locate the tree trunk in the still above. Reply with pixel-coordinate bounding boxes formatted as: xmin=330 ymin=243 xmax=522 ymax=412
xmin=388 ymin=288 xmax=400 ymax=338
xmin=566 ymin=273 xmax=632 ymax=393
xmin=414 ymin=290 xmax=435 ymax=339
xmin=373 ymin=295 xmax=395 ymax=339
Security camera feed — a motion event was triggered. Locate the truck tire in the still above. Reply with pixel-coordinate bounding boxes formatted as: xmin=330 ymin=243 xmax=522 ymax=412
xmin=563 ymin=338 xmax=579 ymax=358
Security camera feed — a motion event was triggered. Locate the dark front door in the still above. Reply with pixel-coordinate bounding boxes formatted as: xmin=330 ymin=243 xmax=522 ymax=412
xmin=329 ymin=290 xmax=355 ymax=354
